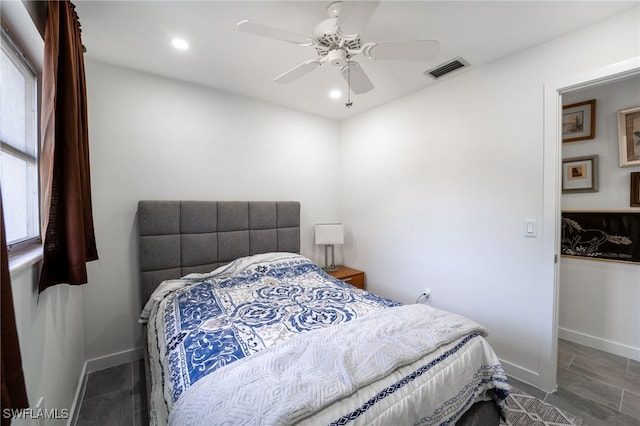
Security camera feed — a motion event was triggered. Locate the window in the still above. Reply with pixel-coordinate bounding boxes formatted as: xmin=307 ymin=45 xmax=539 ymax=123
xmin=0 ymin=29 xmax=40 ymax=254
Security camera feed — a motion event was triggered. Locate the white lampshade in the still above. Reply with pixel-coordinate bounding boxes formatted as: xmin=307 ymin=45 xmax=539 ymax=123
xmin=315 ymin=223 xmax=344 ymax=245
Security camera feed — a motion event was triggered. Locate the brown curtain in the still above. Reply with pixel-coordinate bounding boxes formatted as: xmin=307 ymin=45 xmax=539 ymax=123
xmin=39 ymin=0 xmax=98 ymax=292
xmin=1 ymin=191 xmax=29 ymax=425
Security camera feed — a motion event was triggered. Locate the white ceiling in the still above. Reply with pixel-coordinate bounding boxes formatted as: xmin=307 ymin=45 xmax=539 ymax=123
xmin=74 ymin=1 xmax=636 ymax=120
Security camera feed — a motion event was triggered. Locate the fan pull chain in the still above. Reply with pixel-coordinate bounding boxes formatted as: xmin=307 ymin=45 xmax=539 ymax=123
xmin=345 ymin=63 xmax=353 ymax=109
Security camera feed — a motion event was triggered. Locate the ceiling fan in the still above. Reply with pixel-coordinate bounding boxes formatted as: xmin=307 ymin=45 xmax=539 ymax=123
xmin=237 ymin=1 xmax=439 ymax=95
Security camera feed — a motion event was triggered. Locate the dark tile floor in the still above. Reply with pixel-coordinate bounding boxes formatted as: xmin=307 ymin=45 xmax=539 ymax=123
xmin=510 ymin=339 xmax=640 ymax=426
xmin=75 ymin=360 xmax=148 ymax=426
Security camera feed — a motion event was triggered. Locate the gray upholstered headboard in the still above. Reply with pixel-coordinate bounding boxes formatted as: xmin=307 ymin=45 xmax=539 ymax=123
xmin=137 ymin=201 xmax=300 ymax=306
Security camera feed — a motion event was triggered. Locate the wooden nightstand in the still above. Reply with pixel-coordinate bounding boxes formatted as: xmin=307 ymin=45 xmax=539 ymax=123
xmin=327 ymin=265 xmax=365 ymax=290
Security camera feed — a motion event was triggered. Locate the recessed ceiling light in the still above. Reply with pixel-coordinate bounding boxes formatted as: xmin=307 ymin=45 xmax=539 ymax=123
xmin=171 ymin=38 xmax=189 ymax=50
xmin=329 ymin=90 xmax=342 ymax=99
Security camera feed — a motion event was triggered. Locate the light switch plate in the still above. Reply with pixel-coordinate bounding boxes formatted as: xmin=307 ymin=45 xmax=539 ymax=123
xmin=524 ymin=219 xmax=537 ymax=237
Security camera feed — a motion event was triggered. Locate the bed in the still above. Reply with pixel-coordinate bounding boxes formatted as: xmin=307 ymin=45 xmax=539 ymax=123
xmin=137 ymin=200 xmax=510 ymax=425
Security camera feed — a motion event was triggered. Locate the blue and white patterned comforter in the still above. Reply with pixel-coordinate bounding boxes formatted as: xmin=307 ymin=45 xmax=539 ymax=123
xmin=140 ymin=252 xmax=509 ymax=425
xmin=140 ymin=253 xmax=403 ymax=424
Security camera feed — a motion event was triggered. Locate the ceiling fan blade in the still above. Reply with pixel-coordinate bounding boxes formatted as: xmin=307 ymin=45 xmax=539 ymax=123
xmin=336 ymin=1 xmax=380 ymax=39
xmin=237 ymin=20 xmax=315 ymax=46
xmin=363 ymin=40 xmax=440 ymax=61
xmin=341 ymin=61 xmax=374 ymax=94
xmin=274 ymin=59 xmax=322 ymax=83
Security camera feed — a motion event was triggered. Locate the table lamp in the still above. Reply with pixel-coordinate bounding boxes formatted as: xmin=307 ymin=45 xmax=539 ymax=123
xmin=314 ymin=223 xmax=344 ymax=271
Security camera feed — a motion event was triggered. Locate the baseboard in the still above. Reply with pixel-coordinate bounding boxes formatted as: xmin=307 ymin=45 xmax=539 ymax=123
xmin=498 ymin=358 xmax=546 ymax=392
xmin=67 ymin=361 xmax=88 ymax=426
xmin=68 ymin=347 xmax=145 ymax=426
xmin=85 ymin=347 xmax=145 ymax=374
xmin=558 ymin=327 xmax=640 ymax=361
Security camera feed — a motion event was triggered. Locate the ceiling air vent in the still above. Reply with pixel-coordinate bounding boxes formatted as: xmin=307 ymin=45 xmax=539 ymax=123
xmin=424 ymin=57 xmax=469 ymax=79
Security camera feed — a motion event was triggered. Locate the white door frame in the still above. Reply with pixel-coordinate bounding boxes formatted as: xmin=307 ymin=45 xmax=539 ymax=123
xmin=540 ymin=56 xmax=640 ymax=392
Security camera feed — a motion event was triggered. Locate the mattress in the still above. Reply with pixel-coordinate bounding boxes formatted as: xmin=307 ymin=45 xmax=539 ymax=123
xmin=139 ymin=252 xmax=510 ymax=425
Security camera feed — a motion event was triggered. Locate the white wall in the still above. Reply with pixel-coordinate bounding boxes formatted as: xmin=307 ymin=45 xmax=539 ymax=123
xmin=82 ymin=61 xmax=343 ymax=361
xmin=339 ymin=7 xmax=639 ymax=389
xmin=559 ymin=77 xmax=640 ymax=360
xmin=10 ymin=269 xmax=85 ymax=426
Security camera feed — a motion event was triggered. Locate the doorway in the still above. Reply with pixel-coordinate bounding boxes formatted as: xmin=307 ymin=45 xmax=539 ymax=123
xmin=555 ymin=72 xmax=640 ymax=423
xmin=540 ymin=56 xmax=640 ymax=393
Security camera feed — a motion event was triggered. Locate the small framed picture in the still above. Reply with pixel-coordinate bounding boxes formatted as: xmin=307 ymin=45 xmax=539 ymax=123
xmin=562 ymin=155 xmax=598 ymax=193
xmin=617 ymin=105 xmax=640 ymax=167
xmin=562 ymin=99 xmax=596 ymax=142
xmin=632 ymin=172 xmax=640 ymax=207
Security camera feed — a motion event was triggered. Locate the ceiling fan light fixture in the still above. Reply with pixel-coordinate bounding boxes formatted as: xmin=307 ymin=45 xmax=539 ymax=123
xmin=237 ymin=0 xmax=438 ymax=99
xmin=327 ymin=49 xmax=347 ymax=67
xmin=329 ymin=89 xmax=342 ymax=99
